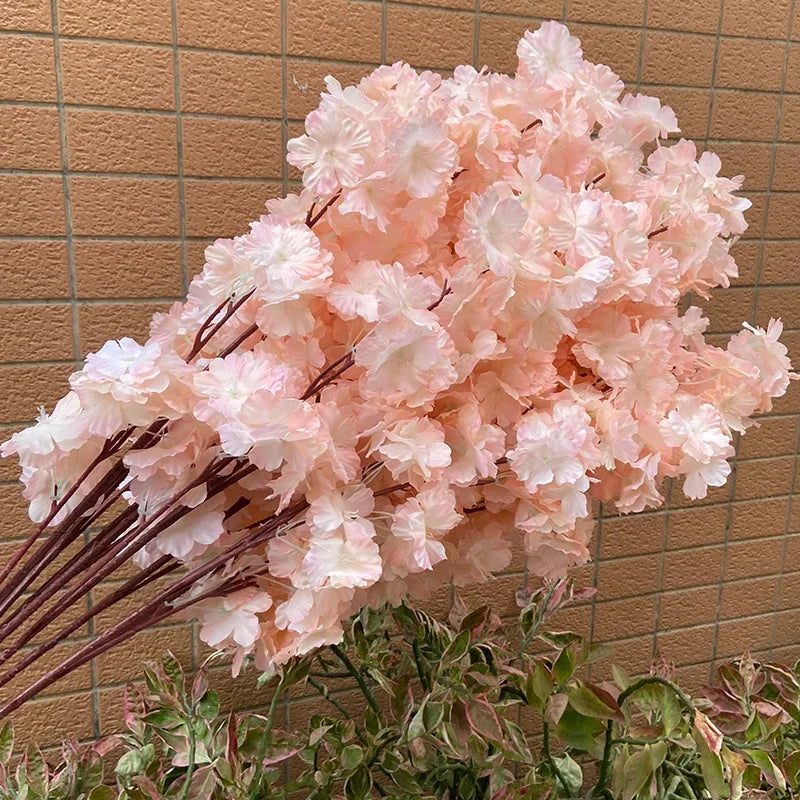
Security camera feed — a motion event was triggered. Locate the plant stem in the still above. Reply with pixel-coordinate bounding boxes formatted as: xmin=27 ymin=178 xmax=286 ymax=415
xmin=306 ymin=677 xmax=364 ymax=737
xmin=664 ymin=761 xmax=698 ymax=799
xmin=542 ymin=721 xmax=573 ymax=798
xmin=594 ymin=675 xmax=695 ymax=799
xmin=412 ymin=639 xmax=430 ymax=692
xmin=595 ymin=718 xmax=615 ymax=796
xmin=0 ymin=495 xmax=308 ymax=716
xmin=518 ymin=580 xmax=561 ymax=658
xmin=178 ymin=720 xmax=197 ymax=800
xmin=330 ymin=644 xmax=383 ymax=721
xmin=249 ymin=674 xmax=286 ymax=800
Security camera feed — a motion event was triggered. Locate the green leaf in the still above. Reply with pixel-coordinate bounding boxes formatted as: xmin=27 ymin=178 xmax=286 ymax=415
xmin=197 ymin=689 xmax=220 ymax=720
xmin=465 ymin=696 xmax=504 ymax=742
xmin=423 ymin=701 xmax=445 ymax=733
xmin=283 ymin=658 xmax=311 ymax=687
xmin=553 ymin=752 xmax=583 ymax=797
xmin=344 ymin=765 xmax=372 ymax=800
xmin=622 ymin=747 xmax=654 ymax=800
xmin=0 ymin=722 xmax=13 ymax=764
xmin=391 ymin=768 xmax=421 ymax=793
xmin=142 ymin=708 xmax=183 ymax=730
xmin=783 ymin=749 xmax=800 ymax=789
xmin=364 ymin=706 xmax=381 ymax=737
xmin=115 ymin=744 xmax=156 ymax=779
xmin=659 ymin=685 xmax=683 ymax=735
xmin=612 ymin=664 xmax=630 ymax=691
xmin=442 ymin=629 xmax=471 ymax=663
xmin=504 ymin=719 xmax=533 ymax=762
xmin=161 ymin=650 xmax=184 ymax=690
xmin=693 ymin=727 xmax=726 ymax=800
xmin=581 ymin=643 xmax=613 ymax=666
xmin=745 ymin=748 xmax=787 ymax=791
xmin=24 ymin=745 xmax=46 ymax=796
xmin=340 ymin=744 xmax=364 ymax=772
xmin=567 ymin=683 xmax=622 ymax=721
xmin=142 ymin=665 xmax=161 ymax=695
xmin=87 ymin=788 xmax=116 ymax=800
xmin=554 ymin=705 xmax=606 ymax=755
xmin=407 ymin=699 xmax=428 ymax=741
xmin=526 ymin=661 xmax=553 ymax=710
xmin=552 ymin=645 xmax=577 ymax=686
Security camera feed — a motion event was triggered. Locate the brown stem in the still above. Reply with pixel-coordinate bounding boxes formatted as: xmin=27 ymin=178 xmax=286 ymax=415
xmin=0 ymin=499 xmax=308 ymax=717
xmin=307 ymin=191 xmax=341 ymax=228
xmin=0 ymin=427 xmax=133 ymax=607
xmin=0 ymin=461 xmax=128 ymax=622
xmin=521 ymin=118 xmax=542 ymax=133
xmin=188 ymin=295 xmax=231 ymax=358
xmin=302 ymin=353 xmax=355 ymax=400
xmin=218 ymin=323 xmax=261 ymax=359
xmin=0 ymin=336 xmax=372 ymax=709
xmin=302 ymin=351 xmax=353 ymax=399
xmin=427 ymin=281 xmax=451 ymax=311
xmin=0 ymin=555 xmax=177 ymax=691
xmin=185 ymin=289 xmax=256 ymax=361
xmin=0 ymin=458 xmax=238 ymax=653
xmin=0 ymin=419 xmax=168 ymax=617
xmin=588 ymin=171 xmax=606 ymax=186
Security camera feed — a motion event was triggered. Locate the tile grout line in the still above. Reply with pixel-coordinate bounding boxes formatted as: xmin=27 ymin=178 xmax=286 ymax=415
xmin=170 ymin=0 xmax=189 ymax=296
xmin=753 ymin=0 xmax=800 ymax=659
xmin=48 ymin=0 xmax=95 ymax=731
xmin=749 ymin=0 xmax=798 ymax=313
xmin=635 ymin=0 xmax=649 ymax=90
xmin=650 ymin=478 xmax=672 ymax=663
xmin=585 ymin=501 xmax=603 ymax=683
xmin=280 ymin=0 xmax=289 ymax=199
xmin=702 ymin=0 xmax=726 ymax=154
xmin=7 ymin=13 xmax=800 ymax=46
xmin=764 ymin=0 xmax=800 ymax=654
xmin=47 ymin=0 xmax=80 ymax=367
xmin=472 ymin=0 xmax=480 ymax=69
xmin=381 ymin=0 xmax=388 ymax=64
xmin=768 ymin=416 xmax=800 ymax=655
xmin=695 ymin=0 xmax=727 ymax=682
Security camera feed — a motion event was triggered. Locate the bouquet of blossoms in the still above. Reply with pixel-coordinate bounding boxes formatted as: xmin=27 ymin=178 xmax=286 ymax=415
xmin=0 ymin=21 xmax=792 ymax=715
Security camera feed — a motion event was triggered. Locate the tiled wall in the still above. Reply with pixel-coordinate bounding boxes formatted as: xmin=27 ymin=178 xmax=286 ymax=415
xmin=2 ymin=0 xmax=800 ymax=750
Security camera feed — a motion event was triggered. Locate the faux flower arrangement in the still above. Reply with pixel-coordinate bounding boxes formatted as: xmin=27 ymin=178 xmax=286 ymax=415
xmin=4 ymin=585 xmax=800 ymax=800
xmin=0 ymin=21 xmax=793 ymax=715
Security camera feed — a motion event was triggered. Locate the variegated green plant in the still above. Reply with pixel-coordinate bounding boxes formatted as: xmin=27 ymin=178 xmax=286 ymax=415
xmin=2 ymin=582 xmax=799 ymax=799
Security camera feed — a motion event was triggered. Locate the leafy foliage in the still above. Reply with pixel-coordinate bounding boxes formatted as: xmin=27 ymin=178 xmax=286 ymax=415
xmin=4 ymin=582 xmax=800 ymax=799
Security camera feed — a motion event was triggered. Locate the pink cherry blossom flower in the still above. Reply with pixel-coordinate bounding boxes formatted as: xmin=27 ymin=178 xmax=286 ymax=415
xmin=287 ymin=108 xmax=371 ymax=195
xmin=508 ymin=401 xmax=600 ymax=492
xmin=197 ymin=588 xmax=273 ymax=649
xmin=372 ymin=416 xmax=451 ymax=484
xmin=387 ymin=118 xmax=459 ymax=198
xmin=517 ymin=21 xmax=583 ymax=90
xmin=302 ymin=534 xmax=382 ymax=589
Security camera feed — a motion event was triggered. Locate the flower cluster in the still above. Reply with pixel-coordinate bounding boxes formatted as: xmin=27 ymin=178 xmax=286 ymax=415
xmin=3 ymin=22 xmax=793 ymax=676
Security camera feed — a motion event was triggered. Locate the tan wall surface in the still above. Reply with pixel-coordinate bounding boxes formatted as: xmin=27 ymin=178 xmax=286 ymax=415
xmin=2 ymin=0 xmax=800 ymax=751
